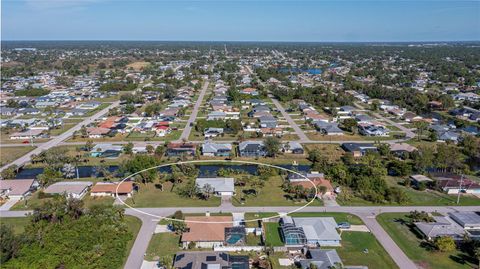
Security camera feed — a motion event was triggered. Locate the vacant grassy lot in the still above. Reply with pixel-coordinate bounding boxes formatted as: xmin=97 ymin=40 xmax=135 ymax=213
xmin=338 ymin=176 xmax=480 ymax=206
xmin=124 ymin=182 xmax=221 ymax=207
xmin=377 ymin=213 xmax=477 ymax=269
xmin=335 ymin=231 xmax=398 ymax=269
xmin=232 ymin=175 xmax=323 ymax=207
xmin=82 ymin=195 xmax=114 ymax=208
xmin=264 ymin=222 xmax=283 ymax=246
xmin=145 ymin=232 xmax=181 ymax=261
xmin=0 ymin=146 xmax=36 ymax=167
xmin=126 ymin=61 xmax=151 ymax=70
xmin=0 ymin=217 xmax=31 ymax=234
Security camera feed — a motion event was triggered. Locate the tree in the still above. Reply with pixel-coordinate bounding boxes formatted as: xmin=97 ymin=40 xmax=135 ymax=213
xmin=121 ymin=155 xmax=159 ymax=183
xmin=201 ymin=183 xmax=214 ymax=200
xmin=155 ymin=145 xmax=165 ymax=158
xmin=434 ymin=236 xmax=456 ymax=252
xmin=0 ymin=224 xmax=19 ymax=264
xmin=341 ymin=118 xmax=358 ymax=133
xmin=123 ymin=142 xmax=134 ymax=155
xmin=428 ymin=131 xmax=438 ymax=142
xmin=413 ymin=121 xmax=428 ymax=141
xmin=84 ymin=140 xmax=94 ymax=151
xmin=80 ymin=125 xmax=88 ymax=138
xmin=146 ymin=145 xmax=154 ymax=154
xmin=1 ymin=165 xmax=18 ymax=180
xmin=170 ymin=221 xmax=187 ymax=234
xmin=37 ymin=167 xmax=62 ymax=187
xmin=264 ymin=137 xmax=281 ymax=158
xmin=62 ymin=163 xmax=76 ymax=179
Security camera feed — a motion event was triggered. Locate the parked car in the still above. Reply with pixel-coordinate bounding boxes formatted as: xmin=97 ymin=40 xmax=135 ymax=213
xmin=337 ymin=222 xmax=351 ymax=229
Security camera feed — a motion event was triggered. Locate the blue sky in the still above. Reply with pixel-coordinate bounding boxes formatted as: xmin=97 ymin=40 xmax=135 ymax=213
xmin=2 ymin=0 xmax=479 ymax=41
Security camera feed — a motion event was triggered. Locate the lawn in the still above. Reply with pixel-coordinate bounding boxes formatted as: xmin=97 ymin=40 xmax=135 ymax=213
xmin=244 ymin=212 xmax=279 ymax=228
xmin=0 ymin=217 xmax=31 ymax=234
xmin=0 ymin=146 xmax=36 ymax=167
xmin=264 ymin=222 xmax=284 ymax=247
xmin=145 ymin=232 xmax=181 ymax=261
xmin=124 ymin=182 xmax=221 ymax=207
xmin=48 ymin=123 xmax=77 ymax=136
xmin=231 ymin=175 xmax=323 ymax=207
xmin=334 ymin=231 xmax=398 ymax=269
xmin=377 ymin=213 xmax=477 ymax=269
xmin=82 ymin=195 xmax=114 ymax=208
xmin=338 ymin=177 xmax=480 ymax=206
xmin=288 ymin=212 xmax=363 ymax=225
xmin=121 ymin=216 xmax=143 ymax=268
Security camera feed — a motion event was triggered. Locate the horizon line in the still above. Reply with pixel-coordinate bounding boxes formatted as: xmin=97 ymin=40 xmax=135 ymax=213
xmin=2 ymin=39 xmax=480 ymax=43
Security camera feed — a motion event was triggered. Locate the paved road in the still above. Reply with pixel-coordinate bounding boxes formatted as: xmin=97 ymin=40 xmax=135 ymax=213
xmin=0 ymin=101 xmax=120 ymax=172
xmin=2 ymin=205 xmax=480 ymax=269
xmin=270 ymin=96 xmax=311 ymax=142
xmin=177 ymin=81 xmax=209 ymax=142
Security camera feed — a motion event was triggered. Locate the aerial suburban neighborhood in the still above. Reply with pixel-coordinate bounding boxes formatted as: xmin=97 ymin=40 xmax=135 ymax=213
xmin=1 ymin=1 xmax=480 ymax=269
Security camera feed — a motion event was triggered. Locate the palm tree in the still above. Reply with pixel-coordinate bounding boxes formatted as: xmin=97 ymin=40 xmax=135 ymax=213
xmin=202 ymin=183 xmax=214 ymax=200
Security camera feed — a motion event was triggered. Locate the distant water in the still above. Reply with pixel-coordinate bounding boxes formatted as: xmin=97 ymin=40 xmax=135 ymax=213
xmin=278 ymin=67 xmax=322 ymax=75
xmin=15 ymin=164 xmax=311 ymax=179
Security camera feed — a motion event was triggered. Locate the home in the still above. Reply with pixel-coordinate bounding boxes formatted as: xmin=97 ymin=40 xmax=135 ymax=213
xmin=314 ymin=121 xmax=343 ymax=136
xmin=287 ymin=172 xmax=334 ymax=195
xmin=202 ymin=142 xmax=232 ymax=157
xmin=250 ymin=105 xmax=270 ymax=114
xmin=65 ymin=108 xmax=89 ymax=116
xmin=90 ymin=181 xmax=134 ymax=197
xmin=35 ymin=101 xmax=58 ymax=108
xmin=297 ymin=249 xmax=343 ymax=269
xmin=0 ymin=107 xmax=17 ymax=116
xmin=76 ymin=101 xmax=101 ymax=110
xmin=414 ymin=215 xmax=465 ymax=241
xmin=44 ymin=181 xmax=93 ymax=199
xmin=0 ymin=179 xmax=36 ymax=199
xmin=240 ymin=87 xmax=259 ymax=96
xmin=9 ymin=129 xmax=44 ymax=140
xmin=341 ymin=143 xmax=377 ymax=157
xmin=282 ymin=141 xmax=304 ymax=154
xmin=181 ymin=216 xmax=233 ymax=248
xmin=166 ymin=142 xmax=196 ymax=157
xmin=435 ymin=175 xmax=480 ymax=194
xmin=90 ymin=143 xmax=123 ymax=158
xmin=389 ymin=143 xmax=417 ymax=157
xmin=204 ymin=127 xmax=224 ymax=138
xmin=259 ymin=115 xmax=277 ymax=128
xmin=409 ymin=175 xmax=433 ymax=188
xmin=280 ymin=216 xmax=341 ymax=247
xmin=207 ymin=111 xmax=227 ymax=121
xmin=449 ymin=212 xmax=480 ymax=231
xmin=86 ymin=127 xmax=111 ymax=138
xmin=238 ymin=141 xmax=266 ymax=157
xmin=173 ymin=251 xmax=249 ymax=269
xmin=358 ymin=123 xmax=389 ymax=136
xmin=195 ymin=177 xmax=235 ymax=196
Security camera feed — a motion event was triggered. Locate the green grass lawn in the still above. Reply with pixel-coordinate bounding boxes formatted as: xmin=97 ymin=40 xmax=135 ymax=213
xmin=264 ymin=222 xmax=284 ymax=247
xmin=377 ymin=213 xmax=477 ymax=269
xmin=335 ymin=231 xmax=398 ymax=269
xmin=232 ymin=176 xmax=323 ymax=207
xmin=49 ymin=123 xmax=77 ymax=136
xmin=82 ymin=195 xmax=114 ymax=208
xmin=338 ymin=177 xmax=480 ymax=206
xmin=288 ymin=212 xmax=363 ymax=225
xmin=124 ymin=182 xmax=221 ymax=207
xmin=244 ymin=212 xmax=279 ymax=228
xmin=121 ymin=215 xmax=143 ymax=268
xmin=0 ymin=217 xmax=31 ymax=234
xmin=145 ymin=232 xmax=181 ymax=261
xmin=0 ymin=146 xmax=36 ymax=167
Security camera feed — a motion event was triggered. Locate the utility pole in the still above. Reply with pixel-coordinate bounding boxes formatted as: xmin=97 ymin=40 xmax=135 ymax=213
xmin=456 ymin=174 xmax=464 ymax=205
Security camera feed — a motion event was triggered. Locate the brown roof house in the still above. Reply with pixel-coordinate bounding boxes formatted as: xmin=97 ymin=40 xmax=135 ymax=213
xmin=0 ymin=179 xmax=36 ymax=199
xmin=90 ymin=181 xmax=134 ymax=197
xmin=181 ymin=216 xmax=233 ymax=248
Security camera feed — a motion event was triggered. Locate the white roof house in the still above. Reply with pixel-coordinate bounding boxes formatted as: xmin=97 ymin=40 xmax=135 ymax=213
xmin=292 ymin=217 xmax=341 ymax=246
xmin=44 ymin=181 xmax=93 ymax=199
xmin=195 ymin=177 xmax=235 ymax=196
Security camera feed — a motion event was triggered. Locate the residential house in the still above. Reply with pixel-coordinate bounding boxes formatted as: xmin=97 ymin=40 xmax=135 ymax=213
xmin=415 ymin=215 xmax=465 ymax=241
xmin=314 ymin=121 xmax=343 ymax=135
xmin=449 ymin=212 xmax=480 ymax=231
xmin=166 ymin=143 xmax=196 ymax=157
xmin=202 ymin=142 xmax=232 ymax=157
xmin=238 ymin=141 xmax=266 ymax=157
xmin=204 ymin=127 xmax=224 ymax=138
xmin=0 ymin=179 xmax=36 ymax=199
xmin=282 ymin=141 xmax=304 ymax=154
xmin=341 ymin=143 xmax=377 ymax=157
xmin=297 ymin=249 xmax=343 ymax=269
xmin=280 ymin=216 xmax=341 ymax=247
xmin=181 ymin=216 xmax=233 ymax=248
xmin=259 ymin=115 xmax=277 ymax=128
xmin=287 ymin=172 xmax=334 ymax=195
xmin=44 ymin=181 xmax=93 ymax=199
xmin=9 ymin=129 xmax=44 ymax=140
xmin=195 ymin=177 xmax=235 ymax=196
xmin=86 ymin=127 xmax=111 ymax=138
xmin=173 ymin=251 xmax=249 ymax=269
xmin=90 ymin=181 xmax=134 ymax=197
xmin=90 ymin=143 xmax=123 ymax=158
